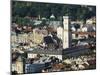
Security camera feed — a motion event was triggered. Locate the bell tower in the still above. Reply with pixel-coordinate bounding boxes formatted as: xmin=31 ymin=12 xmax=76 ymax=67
xmin=63 ymin=16 xmax=71 ymax=49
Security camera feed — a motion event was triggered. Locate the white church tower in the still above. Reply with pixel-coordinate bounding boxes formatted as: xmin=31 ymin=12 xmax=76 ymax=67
xmin=63 ymin=16 xmax=71 ymax=49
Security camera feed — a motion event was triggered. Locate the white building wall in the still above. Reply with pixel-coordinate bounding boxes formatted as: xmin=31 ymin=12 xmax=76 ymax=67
xmin=12 ymin=63 xmax=16 ymax=71
xmin=11 ymin=35 xmax=17 ymax=43
xmin=27 ymin=53 xmax=62 ymax=60
xmin=72 ymin=34 xmax=76 ymax=39
xmin=15 ymin=62 xmax=23 ymax=73
xmin=12 ymin=61 xmax=23 ymax=73
xmin=57 ymin=27 xmax=63 ymax=40
xmin=63 ymin=16 xmax=69 ymax=49
xmin=28 ymin=53 xmax=37 ymax=58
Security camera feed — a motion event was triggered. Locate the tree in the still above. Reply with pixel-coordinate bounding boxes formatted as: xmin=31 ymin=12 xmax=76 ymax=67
xmin=12 ymin=1 xmax=96 ymax=23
